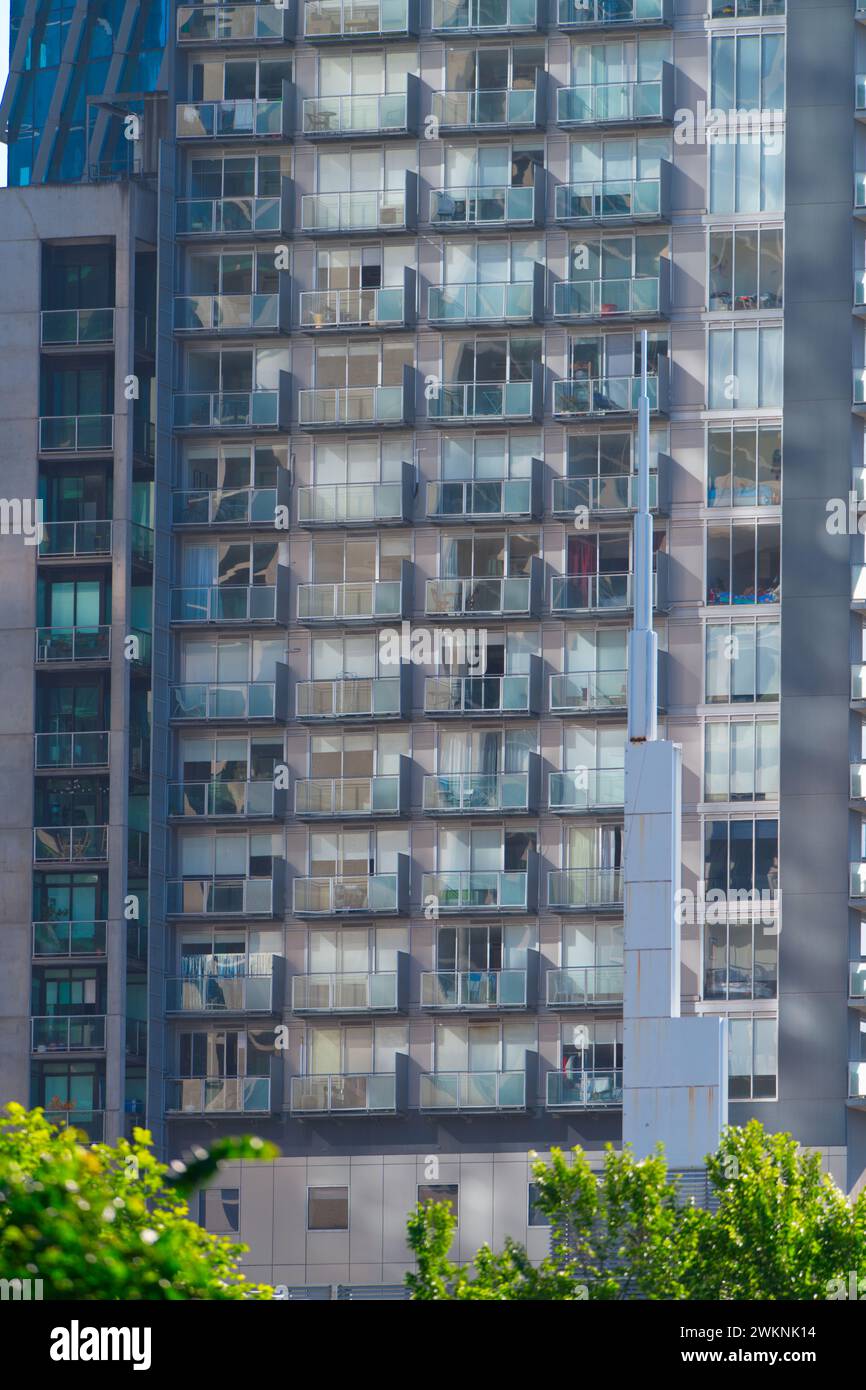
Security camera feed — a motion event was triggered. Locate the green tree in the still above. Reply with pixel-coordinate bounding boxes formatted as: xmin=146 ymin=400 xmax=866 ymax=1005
xmin=0 ymin=1103 xmax=278 ymax=1299
xmin=406 ymin=1121 xmax=866 ymax=1301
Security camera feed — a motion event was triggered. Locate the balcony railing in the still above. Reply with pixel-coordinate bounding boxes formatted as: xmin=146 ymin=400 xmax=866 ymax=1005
xmin=302 ymin=89 xmax=414 ymax=137
xmin=550 ymin=669 xmax=627 ymax=713
xmin=849 ymin=1062 xmax=866 ymax=1101
xmin=557 ymin=0 xmax=672 ymax=27
xmin=177 ymin=2 xmax=294 ymax=43
xmin=423 ymin=769 xmax=535 ymax=814
xmin=35 ymin=626 xmax=111 ymax=663
xmin=302 ymin=176 xmax=416 ymax=234
xmin=34 ymin=826 xmax=108 ymax=862
xmin=424 ymin=668 xmax=541 ymax=717
xmin=172 ymin=477 xmax=290 ymax=527
xmin=168 ymin=780 xmax=279 ymax=818
xmin=293 ymin=867 xmax=406 ymax=915
xmin=173 ymin=290 xmax=287 ymax=334
xmin=166 ymin=876 xmax=278 ymax=916
xmin=294 ymin=772 xmax=405 ymax=818
xmin=170 ymin=582 xmax=286 ymax=624
xmin=555 ymin=166 xmax=670 ymax=223
xmin=33 ymin=919 xmax=107 ymax=957
xmin=170 ymin=678 xmax=285 ymax=722
xmin=40 ymin=307 xmax=114 ymax=346
xmin=853 ymin=663 xmax=866 ymax=702
xmin=428 ymin=266 xmax=543 ymax=325
xmin=166 ymin=964 xmax=277 ymax=1014
xmin=297 ymin=576 xmax=406 ymax=623
xmin=419 ymin=1070 xmax=526 ymax=1110
xmin=427 ymin=372 xmax=541 ymax=424
xmin=420 ymin=969 xmax=528 ymax=1008
xmin=546 ymin=1068 xmax=622 ymax=1108
xmin=42 ymin=1107 xmax=105 ymax=1139
xmin=300 ymin=286 xmax=406 ymax=330
xmin=549 ymin=767 xmax=625 ymax=811
xmin=551 ymin=572 xmax=658 ymax=613
xmin=427 ymin=461 xmax=543 ymax=521
xmin=39 ymin=415 xmax=113 ymax=452
xmin=548 ymin=867 xmax=623 ymax=910
xmin=553 ymin=274 xmax=665 ymax=321
xmin=425 ymin=574 xmax=535 ymax=619
xmin=38 ymin=520 xmax=112 ymax=558
xmin=290 ymin=1072 xmax=399 ymax=1113
xmin=850 ymin=962 xmax=866 ymax=1001
xmin=431 ymin=0 xmax=542 ymax=32
xmin=430 ymin=178 xmax=542 ymax=228
xmin=299 ymin=370 xmax=414 ymax=429
xmin=176 ymin=192 xmax=288 ymax=237
xmin=176 ymin=95 xmax=291 ymax=140
xmin=174 ymin=386 xmax=289 ymax=431
xmin=292 ymin=969 xmax=402 ymax=1012
xmin=421 ymin=865 xmax=535 ymax=912
xmin=553 ymin=366 xmax=667 ymax=416
xmin=296 ymin=673 xmax=407 ymax=720
xmin=556 ymin=67 xmax=673 ymax=127
xmin=552 ymin=473 xmax=659 ymax=513
xmin=303 ymin=0 xmax=418 ymax=40
xmin=298 ymin=468 xmax=413 ymax=527
xmin=547 ymin=965 xmax=624 ymax=1008
xmin=32 ymin=1015 xmax=106 ymax=1052
xmin=34 ymin=731 xmax=109 ymax=769
xmin=166 ymin=1076 xmax=272 ymax=1113
xmin=432 ymin=86 xmax=539 ymax=131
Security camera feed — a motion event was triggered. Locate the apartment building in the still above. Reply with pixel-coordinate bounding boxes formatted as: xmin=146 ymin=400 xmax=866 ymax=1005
xmin=0 ymin=0 xmax=862 ymax=1296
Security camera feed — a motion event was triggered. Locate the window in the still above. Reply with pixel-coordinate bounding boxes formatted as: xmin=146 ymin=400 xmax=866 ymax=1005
xmin=200 ymin=1187 xmax=240 ymax=1234
xmin=441 ymin=237 xmax=543 ymax=288
xmin=709 ymin=139 xmax=784 ymax=214
xmin=439 ymin=530 xmax=539 ymax=579
xmin=706 ymin=520 xmax=780 ymax=606
xmin=418 ymin=1184 xmax=459 ymax=1220
xmin=178 ymin=634 xmax=286 ymax=685
xmin=704 ymin=818 xmax=779 ymax=896
xmin=317 ymin=144 xmax=414 ymax=195
xmin=313 ymin=337 xmax=414 ymax=390
xmin=309 ymin=827 xmax=408 ymax=875
xmin=528 ymin=1182 xmax=550 ymax=1227
xmin=313 ymin=436 xmax=410 ymax=486
xmin=433 ymin=1018 xmax=537 ymax=1070
xmin=711 ymin=33 xmax=785 ymax=112
xmin=570 ymin=37 xmax=670 ymax=87
xmin=183 ymin=344 xmax=289 ymax=394
xmin=441 ymin=333 xmax=542 ymax=388
xmin=704 ymin=917 xmax=777 ymax=1002
xmin=704 ymin=720 xmax=779 ymax=802
xmin=190 ymin=57 xmax=293 ymax=102
xmin=307 ymin=1186 xmax=349 ymax=1231
xmin=436 ymin=921 xmax=536 ymax=971
xmin=188 ymin=153 xmax=287 ymax=200
xmin=707 ymin=425 xmax=781 ymax=506
xmin=708 ymin=229 xmax=783 ymax=312
xmin=705 ymin=620 xmax=780 ymax=703
xmin=712 ymin=0 xmax=784 ymax=14
xmin=708 ymin=326 xmax=782 ymax=409
xmin=728 ymin=1016 xmax=777 ymax=1100
xmin=445 ymin=139 xmax=544 ymax=191
xmin=310 ymin=633 xmax=379 ymax=680
xmin=318 ymin=48 xmax=416 ymax=97
xmin=440 ymin=430 xmax=541 ymax=480
xmin=309 ymin=728 xmax=409 ymax=778
xmin=311 ymin=533 xmax=410 ymax=584
xmin=180 ymin=442 xmax=287 ymax=493
xmin=569 ymin=134 xmax=671 ymax=186
xmin=307 ymin=925 xmax=408 ymax=974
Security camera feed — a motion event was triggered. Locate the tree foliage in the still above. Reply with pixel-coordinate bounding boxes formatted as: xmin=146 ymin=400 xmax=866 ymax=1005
xmin=0 ymin=1103 xmax=278 ymax=1299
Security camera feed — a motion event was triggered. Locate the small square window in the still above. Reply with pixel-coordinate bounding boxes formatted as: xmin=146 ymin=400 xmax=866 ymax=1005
xmin=417 ymin=1183 xmax=459 ymax=1223
xmin=200 ymin=1187 xmax=240 ymax=1234
xmin=308 ymin=1185 xmax=349 ymax=1231
xmin=528 ymin=1182 xmax=549 ymax=1228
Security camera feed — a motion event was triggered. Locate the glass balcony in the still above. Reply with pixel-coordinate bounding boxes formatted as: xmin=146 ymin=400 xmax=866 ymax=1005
xmin=166 ymin=1076 xmax=272 ymax=1113
xmin=430 ymin=182 xmax=539 ymax=228
xmin=855 ymin=370 xmax=866 ymax=410
xmin=547 ymin=965 xmax=624 ymax=1008
xmin=849 ymin=1063 xmax=866 ymax=1101
xmin=850 ymin=962 xmax=866 ymax=1001
xmin=33 ymin=826 xmax=108 ymax=862
xmin=174 ymin=389 xmax=285 ymax=430
xmin=426 ymin=468 xmax=541 ymax=521
xmin=295 ymin=774 xmax=403 ymax=817
xmin=170 ymin=583 xmax=284 ymax=623
xmin=176 ymin=98 xmax=288 ymax=140
xmin=548 ymin=867 xmax=623 ymax=910
xmin=297 ymin=478 xmax=409 ymax=526
xmin=290 ymin=1072 xmax=399 ymax=1113
xmin=853 ymin=663 xmax=866 ymax=702
xmin=557 ymin=0 xmax=672 ymax=28
xmin=420 ymin=970 xmax=528 ymax=1008
xmin=432 ymin=88 xmax=538 ymax=131
xmin=34 ymin=731 xmax=109 ymax=769
xmin=166 ymin=958 xmax=277 ymax=1014
xmin=176 ymin=194 xmax=286 ymax=236
xmin=853 ymin=765 xmax=866 ymax=801
xmin=302 ymin=184 xmax=413 ymax=234
xmin=431 ymin=0 xmax=541 ymax=32
xmin=304 ymin=0 xmax=418 ymax=40
xmin=166 ymin=877 xmax=277 ymax=916
xmin=425 ymin=575 xmax=532 ymax=618
xmin=296 ymin=675 xmax=405 ymax=719
xmin=302 ymin=92 xmax=410 ymax=137
xmin=298 ymin=382 xmax=412 ymax=429
xmin=293 ymin=872 xmax=402 ymax=915
xmin=168 ymin=780 xmax=279 ymax=818
xmin=555 ymin=173 xmax=668 ymax=223
xmin=553 ymin=372 xmax=664 ymax=416
xmin=549 ymin=767 xmax=625 ymax=811
xmin=297 ymin=578 xmax=405 ymax=622
xmin=39 ymin=415 xmax=113 ymax=452
xmin=31 ymin=1015 xmax=106 ymax=1052
xmin=40 ymin=307 xmax=114 ymax=346
xmin=424 ymin=672 xmax=536 ymax=716
xmin=292 ymin=971 xmax=401 ymax=1012
xmin=172 ymin=478 xmax=290 ymax=527
xmin=42 ymin=1107 xmax=105 ymax=1139
xmin=552 ymin=473 xmax=658 ymax=513
xmin=423 ymin=770 xmax=531 ymax=814
xmin=170 ymin=681 xmax=282 ymax=721
xmin=428 ymin=280 xmax=536 ymax=326
xmin=421 ymin=869 xmax=532 ymax=912
xmin=35 ymin=626 xmax=111 ymax=663
xmin=38 ymin=521 xmax=112 ymax=557
xmin=300 ymin=286 xmax=406 ymax=330
xmin=33 ymin=919 xmax=107 ymax=956
xmin=557 ymin=74 xmax=671 ymax=127
xmin=419 ymin=1070 xmax=526 ymax=1110
xmin=546 ymin=1069 xmax=623 ymax=1108
xmin=553 ymin=276 xmax=663 ymax=320
xmin=177 ymin=2 xmax=293 ymax=43
xmin=173 ymin=292 xmax=283 ymax=333
xmin=551 ymin=573 xmax=638 ymax=613
xmin=550 ymin=669 xmax=627 ymax=714
xmin=427 ymin=378 xmax=538 ymax=424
